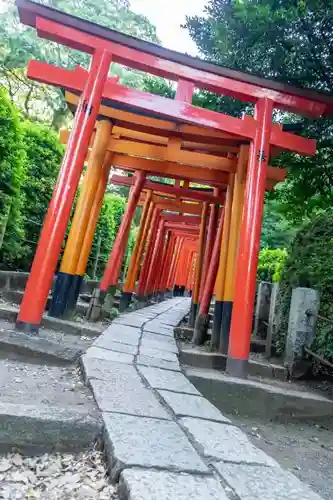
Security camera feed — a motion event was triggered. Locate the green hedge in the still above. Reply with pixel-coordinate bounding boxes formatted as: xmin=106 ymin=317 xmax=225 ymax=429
xmin=275 ymin=210 xmax=333 ymax=360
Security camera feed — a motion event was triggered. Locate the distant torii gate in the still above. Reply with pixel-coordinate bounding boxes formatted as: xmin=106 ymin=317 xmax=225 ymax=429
xmin=15 ymin=0 xmax=333 ymax=378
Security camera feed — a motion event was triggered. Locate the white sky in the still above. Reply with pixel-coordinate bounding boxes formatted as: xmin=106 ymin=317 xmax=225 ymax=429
xmin=130 ymin=0 xmax=208 ymax=55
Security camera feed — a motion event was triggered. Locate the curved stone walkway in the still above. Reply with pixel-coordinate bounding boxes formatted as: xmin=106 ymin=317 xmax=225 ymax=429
xmin=82 ymin=297 xmax=322 ymax=500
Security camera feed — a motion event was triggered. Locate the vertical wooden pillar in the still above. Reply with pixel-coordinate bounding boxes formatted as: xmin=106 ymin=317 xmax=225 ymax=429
xmin=75 ymin=152 xmax=114 ymax=281
xmin=211 ymin=175 xmax=235 ymax=350
xmin=144 ymin=219 xmax=165 ymax=296
xmin=220 ymin=146 xmax=248 ymax=353
xmin=160 ymin=233 xmax=176 ymax=295
xmin=17 ymin=50 xmax=112 ymax=333
xmin=120 ymin=189 xmax=152 ymax=311
xmin=49 ymin=119 xmax=113 ymax=318
xmin=100 ymin=170 xmax=146 ymax=291
xmin=193 ymin=208 xmax=224 ymax=344
xmin=227 ymin=98 xmax=273 ymax=378
xmin=200 ymin=194 xmax=219 ymax=301
xmin=137 ymin=207 xmax=160 ymax=298
xmin=189 ymin=202 xmax=208 ymax=327
xmin=130 ymin=200 xmax=154 ymax=292
xmin=153 ymin=230 xmax=170 ymax=298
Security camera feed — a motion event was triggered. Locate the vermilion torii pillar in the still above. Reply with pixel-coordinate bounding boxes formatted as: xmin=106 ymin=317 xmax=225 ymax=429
xmin=227 ymin=98 xmax=274 ymax=377
xmin=16 ymin=49 xmax=112 ymax=333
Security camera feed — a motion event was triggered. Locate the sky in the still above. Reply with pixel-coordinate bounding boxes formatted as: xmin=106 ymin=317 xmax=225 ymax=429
xmin=130 ymin=0 xmax=208 ymax=56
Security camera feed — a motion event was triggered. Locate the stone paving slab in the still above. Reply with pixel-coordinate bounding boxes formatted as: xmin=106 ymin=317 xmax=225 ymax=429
xmin=119 ymin=469 xmax=229 ymax=500
xmin=181 ymin=417 xmax=278 ymax=466
xmin=139 ymin=346 xmax=179 ymax=363
xmin=143 ymin=322 xmax=174 ymax=336
xmin=113 ymin=315 xmax=146 ymax=328
xmin=85 ymin=346 xmax=134 ymax=364
xmin=82 ymin=355 xmax=131 ymax=382
xmin=94 ymin=336 xmax=138 ymax=355
xmin=138 ymin=366 xmax=200 ymax=395
xmin=214 ymin=462 xmax=322 ymax=500
xmin=141 ymin=331 xmax=177 ymax=346
xmin=137 ymin=355 xmax=180 ymax=371
xmin=159 ymin=391 xmax=230 ymax=423
xmin=103 ymin=413 xmax=208 ymax=480
xmin=89 ymin=364 xmax=169 ymax=419
xmin=100 ymin=324 xmax=141 ymax=346
xmin=140 ymin=336 xmax=178 ymax=354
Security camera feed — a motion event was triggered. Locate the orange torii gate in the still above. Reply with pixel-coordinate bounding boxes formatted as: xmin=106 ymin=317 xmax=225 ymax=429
xmin=15 ymin=0 xmax=333 ymax=378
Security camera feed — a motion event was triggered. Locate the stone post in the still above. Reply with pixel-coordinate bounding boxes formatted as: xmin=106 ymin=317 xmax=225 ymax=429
xmin=265 ymin=283 xmax=279 ymax=358
xmin=253 ymin=281 xmax=272 ymax=339
xmin=285 ymin=287 xmax=320 ymax=379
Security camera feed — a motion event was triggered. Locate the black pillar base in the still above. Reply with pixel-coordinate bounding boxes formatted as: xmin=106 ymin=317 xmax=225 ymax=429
xmin=188 ymin=301 xmax=198 ymax=328
xmin=180 ymin=285 xmax=186 ymax=297
xmin=193 ymin=312 xmax=210 ymax=345
xmin=211 ymin=300 xmax=223 ymax=350
xmin=119 ymin=291 xmax=133 ymax=312
xmin=226 ymin=357 xmax=249 ymax=378
xmin=48 ymin=272 xmax=73 ymax=318
xmin=66 ymin=275 xmax=83 ymax=318
xmin=48 ymin=272 xmax=83 ymax=319
xmin=16 ymin=320 xmax=39 ymax=335
xmin=220 ymin=301 xmax=233 ymax=355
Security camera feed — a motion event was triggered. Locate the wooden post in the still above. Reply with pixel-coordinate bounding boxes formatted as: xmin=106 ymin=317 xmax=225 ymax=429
xmin=49 ymin=119 xmax=112 ymax=318
xmin=193 ymin=208 xmax=224 ymax=345
xmin=211 ymin=176 xmax=234 ymax=349
xmin=220 ymin=146 xmax=248 ymax=353
xmin=227 ymin=98 xmax=274 ymax=378
xmin=189 ymin=202 xmax=208 ymax=327
xmin=17 ymin=49 xmax=112 ymax=333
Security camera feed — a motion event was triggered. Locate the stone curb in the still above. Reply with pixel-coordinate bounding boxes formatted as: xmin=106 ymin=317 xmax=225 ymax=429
xmin=82 ymin=297 xmax=323 ymax=500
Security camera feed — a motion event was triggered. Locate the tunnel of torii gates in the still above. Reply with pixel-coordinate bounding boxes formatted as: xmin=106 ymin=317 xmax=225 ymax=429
xmin=14 ymin=0 xmax=333 ymax=378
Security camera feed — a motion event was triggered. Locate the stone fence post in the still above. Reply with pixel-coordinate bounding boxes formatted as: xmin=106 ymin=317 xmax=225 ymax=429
xmin=285 ymin=287 xmax=320 ymax=379
xmin=253 ymin=281 xmax=272 ymax=339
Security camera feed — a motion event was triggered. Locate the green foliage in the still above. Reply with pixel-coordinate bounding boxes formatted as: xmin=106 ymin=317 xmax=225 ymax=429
xmin=0 ymin=88 xmax=26 ymax=267
xmin=260 ymin=197 xmax=297 ymax=249
xmin=276 ymin=210 xmax=333 ymax=360
xmin=19 ymin=121 xmax=64 ymax=268
xmin=257 ymin=248 xmax=287 ymax=283
xmin=0 ymin=0 xmax=160 ymax=126
xmin=185 ymin=0 xmax=333 ymax=221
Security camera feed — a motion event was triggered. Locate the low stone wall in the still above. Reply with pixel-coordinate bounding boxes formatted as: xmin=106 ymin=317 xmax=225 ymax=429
xmin=0 ymin=271 xmax=98 ymax=294
xmin=81 ymin=297 xmax=322 ymax=500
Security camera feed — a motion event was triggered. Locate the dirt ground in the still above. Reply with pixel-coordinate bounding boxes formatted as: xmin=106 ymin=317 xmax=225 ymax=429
xmin=224 ymin=412 xmax=333 ymax=500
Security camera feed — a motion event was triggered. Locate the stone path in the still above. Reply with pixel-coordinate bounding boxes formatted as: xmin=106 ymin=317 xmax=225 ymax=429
xmin=82 ymin=297 xmax=323 ymax=500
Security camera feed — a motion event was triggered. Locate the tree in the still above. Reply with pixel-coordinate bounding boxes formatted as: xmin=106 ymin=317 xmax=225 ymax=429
xmin=0 ymin=88 xmax=26 ymax=268
xmin=185 ymin=0 xmax=333 ymax=221
xmin=19 ymin=121 xmax=64 ymax=269
xmin=0 ymin=0 xmax=160 ymax=127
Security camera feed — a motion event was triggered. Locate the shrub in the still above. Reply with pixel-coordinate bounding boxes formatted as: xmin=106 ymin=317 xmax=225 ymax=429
xmin=257 ymin=248 xmax=287 ymax=283
xmin=275 ymin=209 xmax=333 ymax=360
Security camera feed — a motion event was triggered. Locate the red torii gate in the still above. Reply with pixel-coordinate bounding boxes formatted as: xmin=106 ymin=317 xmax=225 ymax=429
xmin=15 ymin=0 xmax=333 ymax=377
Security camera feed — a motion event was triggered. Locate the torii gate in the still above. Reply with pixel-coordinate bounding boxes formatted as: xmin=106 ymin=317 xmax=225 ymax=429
xmin=15 ymin=0 xmax=333 ymax=377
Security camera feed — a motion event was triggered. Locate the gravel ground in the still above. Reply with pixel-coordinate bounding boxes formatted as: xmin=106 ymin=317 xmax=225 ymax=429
xmin=0 ymin=450 xmax=118 ymax=499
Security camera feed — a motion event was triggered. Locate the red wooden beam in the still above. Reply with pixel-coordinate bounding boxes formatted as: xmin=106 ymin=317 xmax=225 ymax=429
xmin=110 ymin=175 xmax=225 ymax=204
xmin=33 ymin=16 xmax=326 ymax=117
xmin=27 ymin=60 xmax=317 ymax=156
